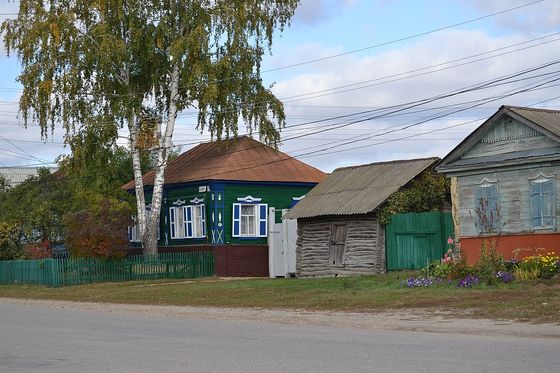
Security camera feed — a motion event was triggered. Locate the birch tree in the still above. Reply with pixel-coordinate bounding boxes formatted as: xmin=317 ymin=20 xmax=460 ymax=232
xmin=2 ymin=0 xmax=299 ymax=255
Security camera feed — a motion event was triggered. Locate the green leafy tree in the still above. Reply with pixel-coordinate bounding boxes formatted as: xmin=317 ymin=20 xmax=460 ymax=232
xmin=378 ymin=171 xmax=450 ymax=225
xmin=0 ymin=168 xmax=72 ymax=246
xmin=3 ymin=1 xmax=299 ymax=255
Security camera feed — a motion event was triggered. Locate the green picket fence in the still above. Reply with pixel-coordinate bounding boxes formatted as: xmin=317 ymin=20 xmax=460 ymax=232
xmin=0 ymin=252 xmax=214 ymax=287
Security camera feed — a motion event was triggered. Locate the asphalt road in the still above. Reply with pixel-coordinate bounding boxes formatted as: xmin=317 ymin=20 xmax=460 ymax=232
xmin=1 ymin=302 xmax=559 ymax=373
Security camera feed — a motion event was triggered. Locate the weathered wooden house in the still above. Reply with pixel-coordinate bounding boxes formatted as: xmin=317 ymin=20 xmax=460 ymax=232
xmin=123 ymin=136 xmax=326 ymax=277
xmin=284 ymin=157 xmax=439 ymax=277
xmin=437 ymin=105 xmax=560 ymax=263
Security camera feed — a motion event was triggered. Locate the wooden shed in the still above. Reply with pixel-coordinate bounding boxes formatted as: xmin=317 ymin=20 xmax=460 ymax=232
xmin=284 ymin=158 xmax=439 ymax=277
xmin=437 ymin=105 xmax=560 ymax=263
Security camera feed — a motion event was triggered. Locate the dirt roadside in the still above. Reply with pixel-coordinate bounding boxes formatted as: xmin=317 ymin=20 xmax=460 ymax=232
xmin=2 ymin=297 xmax=559 ymax=339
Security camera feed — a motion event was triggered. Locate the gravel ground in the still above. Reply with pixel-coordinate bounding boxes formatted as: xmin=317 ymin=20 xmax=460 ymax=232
xmin=2 ymin=297 xmax=559 ymax=339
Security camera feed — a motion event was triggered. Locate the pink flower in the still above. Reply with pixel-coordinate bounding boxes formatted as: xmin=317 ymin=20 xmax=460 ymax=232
xmin=447 ymin=237 xmax=454 ymax=245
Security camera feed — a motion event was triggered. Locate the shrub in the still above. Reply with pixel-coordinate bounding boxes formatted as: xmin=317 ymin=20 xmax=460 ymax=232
xmin=64 ymin=198 xmax=132 ymax=259
xmin=0 ymin=222 xmax=23 ymax=260
xmin=513 ymin=266 xmax=540 ymax=281
xmin=515 ymin=252 xmax=560 ymax=280
xmin=24 ymin=239 xmax=53 ymax=259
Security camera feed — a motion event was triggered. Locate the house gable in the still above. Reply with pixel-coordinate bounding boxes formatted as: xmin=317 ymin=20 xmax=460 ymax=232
xmin=438 ymin=107 xmax=560 ymax=174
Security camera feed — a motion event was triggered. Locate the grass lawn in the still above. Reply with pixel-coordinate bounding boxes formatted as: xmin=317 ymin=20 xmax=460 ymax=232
xmin=1 ymin=272 xmax=559 ymax=323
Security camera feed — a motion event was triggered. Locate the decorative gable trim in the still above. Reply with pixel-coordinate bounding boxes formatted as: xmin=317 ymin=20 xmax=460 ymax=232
xmin=190 ymin=197 xmax=204 ymax=204
xmin=237 ymin=195 xmax=262 ymax=203
xmin=292 ymin=195 xmax=305 ymax=201
xmin=528 ymin=173 xmax=555 ymax=182
xmin=476 ymin=177 xmax=497 ymax=188
xmin=172 ymin=199 xmax=186 ymax=206
xmin=437 ymin=106 xmax=560 ymax=173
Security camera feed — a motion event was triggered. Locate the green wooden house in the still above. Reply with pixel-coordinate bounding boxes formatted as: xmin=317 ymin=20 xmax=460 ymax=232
xmin=123 ymin=136 xmax=326 ymax=276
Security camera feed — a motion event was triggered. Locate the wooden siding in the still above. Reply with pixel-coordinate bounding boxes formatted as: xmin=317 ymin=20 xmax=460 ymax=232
xmin=458 ymin=117 xmax=560 ymax=161
xmin=296 ymin=215 xmax=385 ymax=277
xmin=223 ymin=183 xmax=316 ymax=245
xmin=456 ymin=165 xmax=560 ymax=236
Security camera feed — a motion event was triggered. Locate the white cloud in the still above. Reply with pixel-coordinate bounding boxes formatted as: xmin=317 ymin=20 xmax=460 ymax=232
xmin=272 ymin=29 xmax=560 ymax=171
xmin=463 ymin=0 xmax=560 ymax=33
xmin=291 ymin=0 xmax=355 ymax=27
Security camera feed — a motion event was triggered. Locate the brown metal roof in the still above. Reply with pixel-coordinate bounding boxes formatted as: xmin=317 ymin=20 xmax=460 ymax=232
xmin=284 ymin=157 xmax=439 ymax=219
xmin=122 ymin=136 xmax=326 ymax=190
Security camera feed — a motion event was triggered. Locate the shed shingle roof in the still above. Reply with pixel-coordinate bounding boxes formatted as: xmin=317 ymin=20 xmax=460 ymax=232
xmin=122 ymin=136 xmax=326 ymax=189
xmin=284 ymin=157 xmax=439 ymax=219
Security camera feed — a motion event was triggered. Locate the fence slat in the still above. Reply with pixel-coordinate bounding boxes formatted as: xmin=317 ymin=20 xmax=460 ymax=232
xmin=0 ymin=251 xmax=215 ymax=287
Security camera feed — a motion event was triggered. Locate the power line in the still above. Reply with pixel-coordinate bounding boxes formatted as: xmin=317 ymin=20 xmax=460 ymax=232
xmin=263 ymin=0 xmax=544 ymax=72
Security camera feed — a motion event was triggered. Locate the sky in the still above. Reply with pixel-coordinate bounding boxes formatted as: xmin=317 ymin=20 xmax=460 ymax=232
xmin=1 ymin=0 xmax=560 ymax=173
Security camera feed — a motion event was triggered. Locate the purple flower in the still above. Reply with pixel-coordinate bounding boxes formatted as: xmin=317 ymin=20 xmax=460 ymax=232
xmin=457 ymin=274 xmax=480 ymax=288
xmin=403 ymin=277 xmax=434 ymax=288
xmin=495 ymin=271 xmax=515 ymax=283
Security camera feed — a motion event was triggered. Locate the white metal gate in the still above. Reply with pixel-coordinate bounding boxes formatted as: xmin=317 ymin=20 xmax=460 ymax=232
xmin=268 ymin=208 xmax=297 ymax=278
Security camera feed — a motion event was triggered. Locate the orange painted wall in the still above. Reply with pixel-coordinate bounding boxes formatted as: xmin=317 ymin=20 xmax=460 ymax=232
xmin=460 ymin=233 xmax=560 ymax=265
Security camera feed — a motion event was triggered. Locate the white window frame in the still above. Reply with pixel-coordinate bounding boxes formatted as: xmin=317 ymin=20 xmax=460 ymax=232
xmin=192 ymin=204 xmax=206 ymax=238
xmin=169 ymin=206 xmax=187 ymax=239
xmin=529 ymin=175 xmax=556 ymax=230
xmin=170 ymin=204 xmax=206 ymax=239
xmin=474 ymin=179 xmax=499 ymax=234
xmin=232 ymin=202 xmax=268 ymax=238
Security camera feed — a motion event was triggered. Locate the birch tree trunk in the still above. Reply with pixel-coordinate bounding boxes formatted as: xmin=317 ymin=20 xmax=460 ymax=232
xmin=141 ymin=62 xmax=181 ymax=255
xmin=129 ymin=116 xmax=149 ymax=253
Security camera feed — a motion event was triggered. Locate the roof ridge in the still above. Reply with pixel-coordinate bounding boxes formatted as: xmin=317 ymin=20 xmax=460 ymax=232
xmin=504 ymin=105 xmax=560 ymax=114
xmin=334 ymin=156 xmax=439 ymax=172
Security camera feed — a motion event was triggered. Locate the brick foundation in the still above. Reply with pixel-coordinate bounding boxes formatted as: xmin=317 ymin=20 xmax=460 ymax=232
xmin=459 ymin=233 xmax=560 ymax=265
xmin=128 ymin=244 xmax=268 ymax=277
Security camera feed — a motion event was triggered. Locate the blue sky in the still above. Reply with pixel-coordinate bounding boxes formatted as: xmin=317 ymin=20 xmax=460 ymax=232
xmin=1 ymin=0 xmax=559 ymax=172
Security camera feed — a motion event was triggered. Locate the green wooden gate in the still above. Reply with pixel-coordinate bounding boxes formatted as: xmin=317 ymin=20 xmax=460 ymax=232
xmin=385 ymin=212 xmax=454 ymax=270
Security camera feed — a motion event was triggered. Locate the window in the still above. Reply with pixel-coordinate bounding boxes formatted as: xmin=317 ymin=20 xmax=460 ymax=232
xmin=170 ymin=205 xmax=206 ymax=239
xmin=474 ymin=181 xmax=498 ymax=233
xmin=192 ymin=204 xmax=206 ymax=238
xmin=129 ymin=208 xmax=160 ymax=242
xmin=232 ymin=203 xmax=268 ymax=237
xmin=530 ymin=177 xmax=555 ymax=230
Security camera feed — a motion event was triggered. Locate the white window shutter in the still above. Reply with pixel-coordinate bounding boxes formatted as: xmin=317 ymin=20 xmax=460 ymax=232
xmin=258 ymin=204 xmax=268 ymax=237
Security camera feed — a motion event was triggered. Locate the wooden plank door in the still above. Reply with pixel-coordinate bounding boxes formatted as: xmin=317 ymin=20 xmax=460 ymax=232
xmin=329 ymin=223 xmax=347 ymax=266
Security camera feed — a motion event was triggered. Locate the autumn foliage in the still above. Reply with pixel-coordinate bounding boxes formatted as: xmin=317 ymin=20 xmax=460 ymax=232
xmin=64 ymin=199 xmax=132 ymax=259
xmin=24 ymin=239 xmax=53 ymax=259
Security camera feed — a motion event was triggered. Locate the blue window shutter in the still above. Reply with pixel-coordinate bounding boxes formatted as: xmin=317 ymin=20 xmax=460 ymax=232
xmin=201 ymin=205 xmax=206 ymax=237
xmin=233 ymin=203 xmax=241 ymax=237
xmin=542 ymin=180 xmax=555 ymax=227
xmin=487 ymin=185 xmax=498 ymax=230
xmin=474 ymin=188 xmax=484 ymax=232
xmin=185 ymin=206 xmax=193 ymax=238
xmin=530 ymin=182 xmax=542 ymax=228
xmin=258 ymin=204 xmax=268 ymax=237
xmin=169 ymin=207 xmax=176 ymax=239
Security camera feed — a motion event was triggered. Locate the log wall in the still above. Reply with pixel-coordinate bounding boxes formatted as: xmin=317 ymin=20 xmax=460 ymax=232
xmin=296 ymin=214 xmax=385 ymax=277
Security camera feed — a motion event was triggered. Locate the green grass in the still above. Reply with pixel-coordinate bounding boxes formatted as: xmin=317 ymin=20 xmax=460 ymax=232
xmin=1 ymin=272 xmax=559 ymax=323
